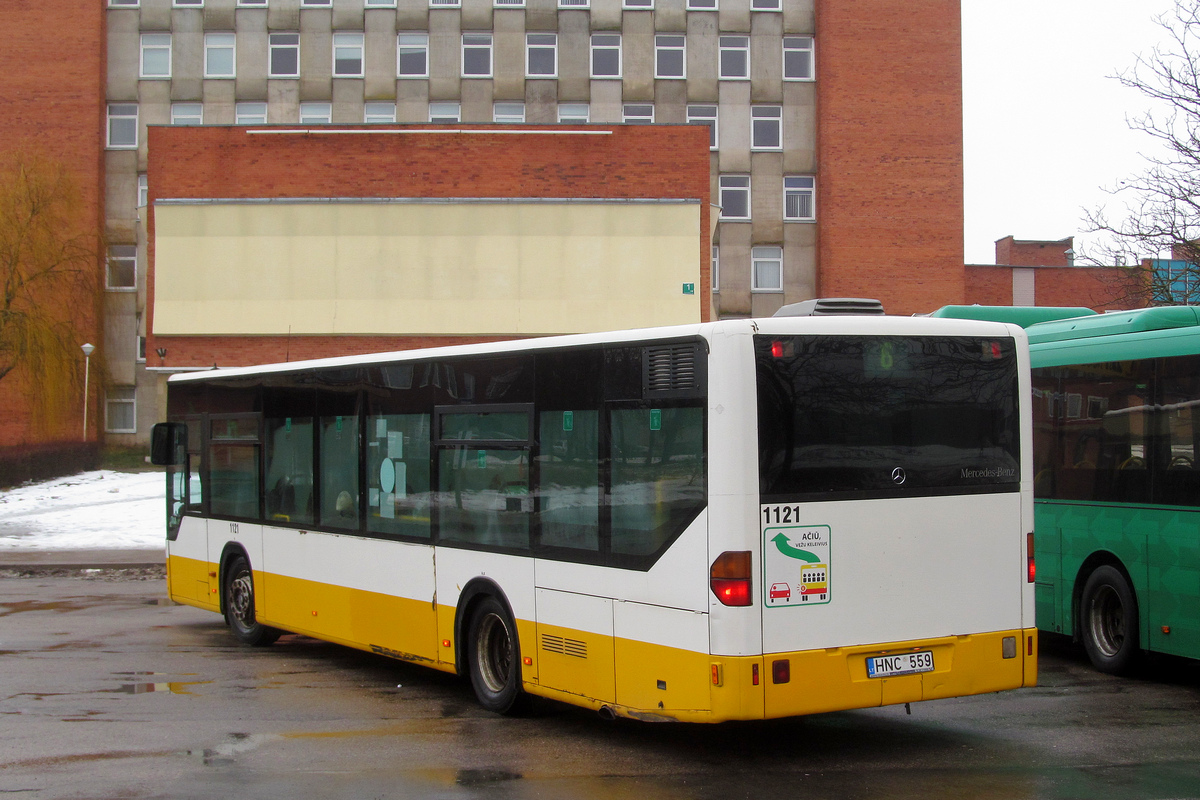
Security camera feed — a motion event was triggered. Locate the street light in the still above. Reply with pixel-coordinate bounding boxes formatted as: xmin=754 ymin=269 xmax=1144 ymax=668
xmin=81 ymin=343 xmax=95 ymax=441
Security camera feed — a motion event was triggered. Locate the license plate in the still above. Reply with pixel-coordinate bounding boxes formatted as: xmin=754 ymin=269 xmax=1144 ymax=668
xmin=866 ymin=650 xmax=934 ymax=678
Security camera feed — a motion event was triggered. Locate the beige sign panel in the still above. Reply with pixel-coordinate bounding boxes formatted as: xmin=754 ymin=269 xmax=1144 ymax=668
xmin=153 ymin=201 xmax=702 ymax=336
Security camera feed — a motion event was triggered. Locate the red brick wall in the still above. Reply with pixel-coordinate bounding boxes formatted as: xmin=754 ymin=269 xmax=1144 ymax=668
xmin=816 ymin=0 xmax=965 ymax=315
xmin=965 ymin=265 xmax=1142 ymax=312
xmin=0 ymin=1 xmax=104 ymax=446
xmin=147 ymin=125 xmax=711 ymax=368
xmin=995 ymin=236 xmax=1074 ymax=267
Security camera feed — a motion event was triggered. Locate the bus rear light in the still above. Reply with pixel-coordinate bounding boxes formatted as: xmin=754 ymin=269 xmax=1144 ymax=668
xmin=752 ymin=663 xmax=760 ymax=685
xmin=711 ymin=664 xmax=723 ymax=687
xmin=1027 ymin=532 xmax=1036 ymax=582
xmin=772 ymin=659 xmax=790 ymax=684
xmin=710 ymin=551 xmax=752 ymax=606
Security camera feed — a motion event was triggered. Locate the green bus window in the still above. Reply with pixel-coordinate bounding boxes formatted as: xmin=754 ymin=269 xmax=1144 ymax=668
xmin=209 ymin=443 xmax=260 ymax=519
xmin=367 ymin=414 xmax=432 ymax=539
xmin=536 ymin=410 xmax=600 ymax=552
xmin=440 ymin=411 xmax=529 ymax=442
xmin=1153 ymin=355 xmax=1200 ymax=507
xmin=438 ymin=448 xmax=530 ymax=550
xmin=265 ymin=417 xmax=314 ymax=525
xmin=320 ymin=415 xmax=360 ymax=530
xmin=610 ymin=406 xmax=705 ymax=557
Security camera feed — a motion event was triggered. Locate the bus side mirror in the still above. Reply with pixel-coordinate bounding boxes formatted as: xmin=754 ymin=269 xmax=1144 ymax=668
xmin=150 ymin=422 xmax=187 ymax=466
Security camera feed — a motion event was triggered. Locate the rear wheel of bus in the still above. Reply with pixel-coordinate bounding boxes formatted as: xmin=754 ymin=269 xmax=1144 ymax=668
xmin=466 ymin=596 xmax=526 ymax=715
xmin=1080 ymin=565 xmax=1139 ymax=675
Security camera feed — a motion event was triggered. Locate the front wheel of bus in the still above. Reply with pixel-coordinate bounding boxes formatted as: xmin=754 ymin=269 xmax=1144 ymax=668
xmin=1081 ymin=565 xmax=1139 ymax=675
xmin=467 ymin=597 xmax=526 ymax=715
xmin=224 ymin=554 xmax=279 ymax=647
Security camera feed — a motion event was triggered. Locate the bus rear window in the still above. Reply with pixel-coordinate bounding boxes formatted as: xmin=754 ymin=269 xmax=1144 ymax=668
xmin=756 ymin=335 xmax=1020 ymax=501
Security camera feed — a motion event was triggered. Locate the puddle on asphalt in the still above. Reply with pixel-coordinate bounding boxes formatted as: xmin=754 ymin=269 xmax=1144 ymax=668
xmin=109 ymin=671 xmax=208 ymax=695
xmin=456 ymin=768 xmax=524 ymax=785
xmin=0 ymin=599 xmax=93 ymax=616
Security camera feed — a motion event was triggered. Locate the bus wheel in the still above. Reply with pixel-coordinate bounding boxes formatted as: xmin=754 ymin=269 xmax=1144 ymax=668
xmin=1081 ymin=565 xmax=1139 ymax=675
xmin=467 ymin=597 xmax=526 ymax=715
xmin=224 ymin=554 xmax=279 ymax=647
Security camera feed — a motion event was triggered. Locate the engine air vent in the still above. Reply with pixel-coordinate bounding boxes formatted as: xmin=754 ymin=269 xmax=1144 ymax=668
xmin=772 ymin=298 xmax=886 ymax=317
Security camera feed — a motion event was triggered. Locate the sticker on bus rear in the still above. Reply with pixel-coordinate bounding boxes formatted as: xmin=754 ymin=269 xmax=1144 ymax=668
xmin=761 ymin=507 xmax=830 ymax=607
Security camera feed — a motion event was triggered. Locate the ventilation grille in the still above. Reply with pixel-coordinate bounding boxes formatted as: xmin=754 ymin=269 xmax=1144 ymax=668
xmin=772 ymin=298 xmax=886 ymax=317
xmin=645 ymin=344 xmax=698 ymax=393
xmin=542 ymin=634 xmax=588 ymax=659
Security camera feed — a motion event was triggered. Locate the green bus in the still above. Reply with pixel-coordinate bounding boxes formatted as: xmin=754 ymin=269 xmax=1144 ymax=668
xmin=935 ymin=304 xmax=1200 ymax=673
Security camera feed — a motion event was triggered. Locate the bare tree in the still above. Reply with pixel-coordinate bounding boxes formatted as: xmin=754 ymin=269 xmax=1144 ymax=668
xmin=0 ymin=150 xmax=99 ymax=434
xmin=1084 ymin=0 xmax=1200 ymax=306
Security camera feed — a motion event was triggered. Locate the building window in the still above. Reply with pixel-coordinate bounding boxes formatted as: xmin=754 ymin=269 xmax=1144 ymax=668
xmin=171 ymin=103 xmax=203 ymax=125
xmin=365 ymin=0 xmax=397 ymax=6
xmin=107 ymin=104 xmax=138 ymax=149
xmin=719 ymin=175 xmax=750 ymax=220
xmin=137 ymin=174 xmax=148 ymax=208
xmin=269 ymin=33 xmax=300 ymax=78
xmin=106 ymin=387 xmax=137 ymax=435
xmin=655 ymin=35 xmax=685 ymax=79
xmin=140 ymin=33 xmax=171 ymax=79
xmin=107 ymin=245 xmax=137 ymax=291
xmin=174 ymin=0 xmax=202 ymax=7
xmin=719 ymin=35 xmax=749 ymax=79
xmin=137 ymin=335 xmax=147 ymax=363
xmin=623 ymin=104 xmax=654 ymax=124
xmin=462 ymin=33 xmax=493 ymax=78
xmin=333 ymin=32 xmax=364 ymax=77
xmin=559 ymin=0 xmax=588 ymax=7
xmin=397 ymin=33 xmax=429 ymax=77
xmin=302 ymin=0 xmax=332 ymax=6
xmin=109 ymin=0 xmax=140 ymax=6
xmin=591 ymin=34 xmax=621 ymax=78
xmin=783 ymin=36 xmax=814 ymax=81
xmin=238 ymin=0 xmax=268 ymax=6
xmin=300 ymin=102 xmax=332 ymax=124
xmin=712 ymin=245 xmax=719 ymax=292
xmin=624 ymin=0 xmax=653 ymax=7
xmin=496 ymin=0 xmax=525 ymax=6
xmin=751 ymin=105 xmax=782 ymax=150
xmin=494 ymin=102 xmax=525 ymax=123
xmin=430 ymin=0 xmax=461 ymax=7
xmin=752 ymin=246 xmax=783 ymax=292
xmin=688 ymin=0 xmax=716 ymax=8
xmin=365 ymin=102 xmax=397 ymax=123
xmin=236 ymin=101 xmax=268 ymax=124
xmin=751 ymin=0 xmax=780 ymax=9
xmin=558 ymin=103 xmax=589 ymax=123
xmin=687 ymin=104 xmax=718 ymax=149
xmin=429 ymin=102 xmax=461 ymax=123
xmin=527 ymin=33 xmax=557 ymax=78
xmin=205 ymin=33 xmax=236 ymax=78
xmin=784 ymin=176 xmax=816 ymax=221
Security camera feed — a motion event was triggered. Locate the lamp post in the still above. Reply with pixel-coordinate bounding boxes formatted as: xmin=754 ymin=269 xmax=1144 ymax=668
xmin=81 ymin=343 xmax=95 ymax=441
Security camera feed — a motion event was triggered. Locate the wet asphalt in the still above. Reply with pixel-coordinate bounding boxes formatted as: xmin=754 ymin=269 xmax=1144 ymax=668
xmin=2 ymin=570 xmax=1200 ymax=800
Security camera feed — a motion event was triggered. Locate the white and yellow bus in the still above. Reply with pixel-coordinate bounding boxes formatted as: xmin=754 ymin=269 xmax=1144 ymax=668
xmin=151 ymin=314 xmax=1037 ymax=722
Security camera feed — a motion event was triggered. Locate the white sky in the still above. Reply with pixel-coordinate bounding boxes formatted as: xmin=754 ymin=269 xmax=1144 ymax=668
xmin=962 ymin=0 xmax=1173 ymax=264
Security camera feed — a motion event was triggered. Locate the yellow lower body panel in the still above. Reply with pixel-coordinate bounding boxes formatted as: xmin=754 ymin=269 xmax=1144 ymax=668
xmin=166 ymin=554 xmax=220 ymax=612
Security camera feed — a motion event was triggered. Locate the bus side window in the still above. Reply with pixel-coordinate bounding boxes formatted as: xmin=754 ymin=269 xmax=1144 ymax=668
xmin=536 ymin=410 xmax=600 ymax=552
xmin=265 ymin=416 xmax=314 ymax=525
xmin=609 ymin=406 xmax=705 ymax=557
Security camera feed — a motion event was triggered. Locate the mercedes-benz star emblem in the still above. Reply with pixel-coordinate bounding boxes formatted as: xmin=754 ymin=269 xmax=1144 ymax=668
xmin=891 ymin=467 xmax=906 ymax=485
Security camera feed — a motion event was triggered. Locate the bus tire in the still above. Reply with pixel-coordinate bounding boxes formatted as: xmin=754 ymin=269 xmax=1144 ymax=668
xmin=224 ymin=554 xmax=279 ymax=647
xmin=466 ymin=596 xmax=526 ymax=715
xmin=1080 ymin=565 xmax=1139 ymax=675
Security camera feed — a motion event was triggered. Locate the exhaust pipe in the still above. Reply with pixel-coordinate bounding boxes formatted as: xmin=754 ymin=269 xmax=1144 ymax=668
xmin=597 ymin=705 xmax=617 ymax=721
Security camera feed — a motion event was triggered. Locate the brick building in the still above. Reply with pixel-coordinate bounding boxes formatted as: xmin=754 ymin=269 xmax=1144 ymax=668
xmin=966 ymin=235 xmax=1141 ymax=312
xmin=2 ymin=0 xmax=968 ymax=455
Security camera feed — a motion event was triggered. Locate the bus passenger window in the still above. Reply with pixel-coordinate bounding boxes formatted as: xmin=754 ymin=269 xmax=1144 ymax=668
xmin=536 ymin=410 xmax=600 ymax=552
xmin=367 ymin=414 xmax=432 ymax=539
xmin=320 ymin=415 xmax=360 ymax=530
xmin=265 ymin=417 xmax=314 ymax=525
xmin=609 ymin=406 xmax=705 ymax=557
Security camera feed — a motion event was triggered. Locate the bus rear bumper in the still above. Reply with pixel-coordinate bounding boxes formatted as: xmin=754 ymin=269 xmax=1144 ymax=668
xmin=755 ymin=627 xmax=1038 ymax=720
